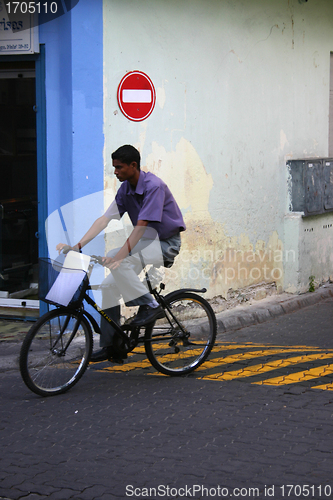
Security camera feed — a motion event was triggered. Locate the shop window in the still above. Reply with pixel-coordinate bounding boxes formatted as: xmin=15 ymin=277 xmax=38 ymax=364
xmin=0 ymin=61 xmax=38 ymax=297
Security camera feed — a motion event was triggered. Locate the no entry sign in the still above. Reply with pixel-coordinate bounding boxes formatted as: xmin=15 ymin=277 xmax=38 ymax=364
xmin=117 ymin=71 xmax=156 ymax=122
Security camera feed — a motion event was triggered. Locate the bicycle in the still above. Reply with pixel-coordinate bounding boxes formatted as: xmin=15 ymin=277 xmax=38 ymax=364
xmin=19 ymin=253 xmax=217 ymax=396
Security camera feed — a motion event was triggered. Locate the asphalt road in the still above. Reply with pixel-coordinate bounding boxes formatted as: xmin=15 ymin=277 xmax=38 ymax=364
xmin=1 ymin=298 xmax=333 ymax=500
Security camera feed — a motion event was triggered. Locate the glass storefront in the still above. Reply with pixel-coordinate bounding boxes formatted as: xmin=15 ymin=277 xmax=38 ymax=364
xmin=0 ymin=61 xmax=39 ymax=315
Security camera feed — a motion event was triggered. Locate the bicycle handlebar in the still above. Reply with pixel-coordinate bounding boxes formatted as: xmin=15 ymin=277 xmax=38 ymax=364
xmin=60 ymin=247 xmax=103 ymax=265
xmin=90 ymin=255 xmax=104 ymax=265
xmin=61 ymin=245 xmax=72 ymax=255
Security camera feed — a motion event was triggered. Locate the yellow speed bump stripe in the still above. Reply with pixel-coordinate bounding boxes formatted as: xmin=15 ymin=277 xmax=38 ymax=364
xmin=253 ymin=361 xmax=333 ymax=386
xmin=312 ymin=382 xmax=333 ymax=390
xmin=97 ymin=346 xmax=210 ymax=373
xmin=200 ymin=352 xmax=333 ymax=382
xmin=92 ymin=342 xmax=333 ymax=390
xmin=196 ymin=348 xmax=328 ymax=372
xmin=93 ymin=343 xmax=278 ymax=373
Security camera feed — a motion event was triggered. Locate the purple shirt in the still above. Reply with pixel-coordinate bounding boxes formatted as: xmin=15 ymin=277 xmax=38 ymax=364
xmin=104 ymin=171 xmax=186 ymax=240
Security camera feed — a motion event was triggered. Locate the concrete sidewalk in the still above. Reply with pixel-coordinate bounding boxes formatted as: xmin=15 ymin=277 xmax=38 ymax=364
xmin=214 ymin=283 xmax=333 ymax=335
xmin=1 ymin=283 xmax=333 ymax=372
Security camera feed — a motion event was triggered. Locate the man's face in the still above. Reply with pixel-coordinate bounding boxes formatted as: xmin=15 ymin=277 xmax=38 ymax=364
xmin=113 ymin=160 xmax=139 ymax=184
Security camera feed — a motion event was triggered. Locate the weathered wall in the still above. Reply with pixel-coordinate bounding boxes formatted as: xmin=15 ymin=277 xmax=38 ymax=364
xmin=284 ymin=212 xmax=333 ymax=293
xmin=103 ymin=0 xmax=333 ymax=299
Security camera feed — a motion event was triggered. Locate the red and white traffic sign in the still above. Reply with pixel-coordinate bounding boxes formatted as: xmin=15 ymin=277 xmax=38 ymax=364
xmin=117 ymin=71 xmax=156 ymax=122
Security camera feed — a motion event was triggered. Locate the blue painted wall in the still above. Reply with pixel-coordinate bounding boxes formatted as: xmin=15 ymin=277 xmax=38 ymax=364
xmin=39 ymin=0 xmax=104 ymax=217
xmin=38 ymin=1 xmax=104 ymax=316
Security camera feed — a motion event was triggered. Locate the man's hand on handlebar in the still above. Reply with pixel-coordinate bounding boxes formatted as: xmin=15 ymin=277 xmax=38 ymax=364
xmin=102 ymin=256 xmax=124 ymax=270
xmin=56 ymin=243 xmax=79 ymax=254
xmin=55 ymin=243 xmax=124 ymax=269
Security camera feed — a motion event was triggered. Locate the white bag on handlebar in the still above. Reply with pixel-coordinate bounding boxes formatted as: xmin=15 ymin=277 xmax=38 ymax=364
xmin=45 ymin=251 xmax=91 ymax=307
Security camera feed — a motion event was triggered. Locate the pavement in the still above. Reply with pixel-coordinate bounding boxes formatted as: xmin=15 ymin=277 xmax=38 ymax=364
xmin=1 ymin=283 xmax=333 ymax=371
xmin=1 ymin=286 xmax=333 ymax=500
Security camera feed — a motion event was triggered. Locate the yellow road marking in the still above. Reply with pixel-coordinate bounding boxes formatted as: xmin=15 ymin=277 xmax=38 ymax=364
xmin=253 ymin=362 xmax=333 ymax=386
xmin=97 ymin=359 xmax=151 ymax=372
xmin=200 ymin=352 xmax=333 ymax=382
xmin=97 ymin=344 xmax=283 ymax=373
xmin=196 ymin=348 xmax=330 ymax=371
xmin=312 ymin=382 xmax=333 ymax=390
xmin=97 ymin=346 xmax=207 ymax=372
xmin=92 ymin=341 xmax=333 ymax=390
xmin=212 ymin=343 xmax=326 ymax=351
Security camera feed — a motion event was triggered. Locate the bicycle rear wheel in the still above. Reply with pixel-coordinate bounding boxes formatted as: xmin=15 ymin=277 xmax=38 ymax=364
xmin=144 ymin=291 xmax=216 ymax=376
xmin=20 ymin=308 xmax=93 ymax=396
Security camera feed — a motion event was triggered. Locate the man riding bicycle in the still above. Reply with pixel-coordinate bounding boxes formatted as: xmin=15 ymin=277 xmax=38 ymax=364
xmin=57 ymin=145 xmax=186 ymax=362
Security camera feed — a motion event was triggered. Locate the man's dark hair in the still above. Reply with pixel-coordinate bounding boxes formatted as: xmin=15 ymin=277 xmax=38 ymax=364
xmin=111 ymin=145 xmax=141 ymax=170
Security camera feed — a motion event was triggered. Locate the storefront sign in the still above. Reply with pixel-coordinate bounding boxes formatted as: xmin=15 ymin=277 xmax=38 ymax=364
xmin=117 ymin=71 xmax=156 ymax=122
xmin=0 ymin=3 xmax=39 ymax=54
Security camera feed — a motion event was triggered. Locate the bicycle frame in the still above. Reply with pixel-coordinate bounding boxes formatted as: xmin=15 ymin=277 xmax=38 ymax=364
xmin=75 ymin=281 xmax=209 ymax=351
xmin=83 ymin=290 xmax=132 ymax=342
xmin=56 ymin=252 xmax=210 ymax=354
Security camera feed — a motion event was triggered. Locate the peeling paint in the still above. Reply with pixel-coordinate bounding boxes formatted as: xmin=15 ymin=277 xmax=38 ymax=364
xmin=143 ymin=139 xmax=284 ymax=299
xmin=156 ymin=85 xmax=166 ymax=109
xmin=280 ymin=130 xmax=289 ymax=151
xmin=103 ymin=139 xmax=285 ymax=300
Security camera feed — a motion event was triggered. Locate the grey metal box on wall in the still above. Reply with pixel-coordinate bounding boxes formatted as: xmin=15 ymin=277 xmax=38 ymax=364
xmin=287 ymin=159 xmax=333 ymax=216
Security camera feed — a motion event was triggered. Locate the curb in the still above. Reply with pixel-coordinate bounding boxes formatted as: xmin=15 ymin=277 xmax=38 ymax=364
xmin=215 ymin=284 xmax=333 ymax=335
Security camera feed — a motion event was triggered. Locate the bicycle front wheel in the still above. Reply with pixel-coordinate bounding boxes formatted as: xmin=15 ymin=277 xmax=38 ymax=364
xmin=144 ymin=291 xmax=216 ymax=376
xmin=20 ymin=308 xmax=93 ymax=396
